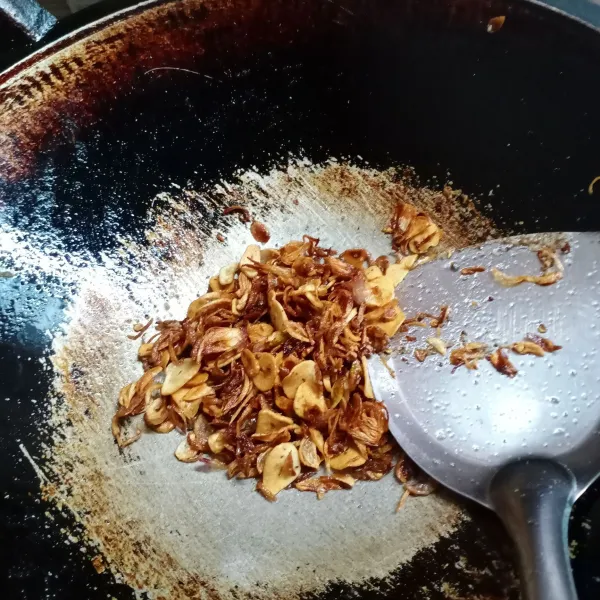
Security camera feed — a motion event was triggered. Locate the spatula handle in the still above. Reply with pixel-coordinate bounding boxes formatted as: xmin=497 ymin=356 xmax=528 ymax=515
xmin=489 ymin=459 xmax=578 ymax=600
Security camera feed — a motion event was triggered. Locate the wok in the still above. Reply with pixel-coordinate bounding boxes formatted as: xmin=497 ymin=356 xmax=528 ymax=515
xmin=1 ymin=0 xmax=600 ymax=598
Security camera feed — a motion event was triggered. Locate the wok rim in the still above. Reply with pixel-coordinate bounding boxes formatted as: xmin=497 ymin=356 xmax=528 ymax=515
xmin=2 ymin=0 xmax=600 ymax=84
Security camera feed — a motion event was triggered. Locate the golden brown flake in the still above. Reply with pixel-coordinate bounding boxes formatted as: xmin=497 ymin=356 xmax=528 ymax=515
xmin=487 ymin=16 xmax=506 ymax=33
xmin=395 ymin=454 xmax=437 ymax=497
xmin=426 ymin=337 xmax=447 ymax=356
xmin=491 ymin=246 xmax=563 ymax=288
xmin=414 ymin=349 xmax=431 ymax=363
xmin=488 ymin=348 xmax=518 ymax=378
xmin=491 ymin=268 xmax=562 ymax=287
xmin=460 ymin=266 xmax=485 ymax=276
xmin=511 ymin=340 xmax=544 ymax=357
xmin=91 ymin=555 xmax=106 ymax=574
xmin=525 ymin=334 xmax=562 ymax=353
xmin=385 ymin=201 xmax=441 ymax=255
xmin=588 ymin=175 xmax=600 ymax=195
xmin=449 ymin=342 xmax=487 ymax=370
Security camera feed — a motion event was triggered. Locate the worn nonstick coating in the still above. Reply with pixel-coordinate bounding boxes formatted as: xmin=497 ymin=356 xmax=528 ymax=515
xmin=1 ymin=0 xmax=600 ymax=598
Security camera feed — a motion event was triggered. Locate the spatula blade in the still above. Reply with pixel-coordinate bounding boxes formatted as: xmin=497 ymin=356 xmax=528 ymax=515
xmin=370 ymin=232 xmax=600 ymax=506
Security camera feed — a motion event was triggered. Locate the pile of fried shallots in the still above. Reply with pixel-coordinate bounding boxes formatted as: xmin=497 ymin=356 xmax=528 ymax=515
xmin=113 ymin=201 xmax=441 ymax=501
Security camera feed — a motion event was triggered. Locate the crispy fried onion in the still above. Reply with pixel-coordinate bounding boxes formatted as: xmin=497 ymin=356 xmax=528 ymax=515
xmin=449 ymin=342 xmax=487 ymax=370
xmin=449 ymin=334 xmax=561 ymax=377
xmin=488 ymin=348 xmax=518 ymax=378
xmin=295 ymin=474 xmax=355 ymax=500
xmin=491 ymin=246 xmax=564 ymax=287
xmin=223 ymin=204 xmax=251 ymax=223
xmin=395 ymin=453 xmax=437 ymax=510
xmin=524 ymin=334 xmax=562 ymax=353
xmin=385 ymin=200 xmax=441 ymax=255
xmin=113 ymin=223 xmax=445 ymax=500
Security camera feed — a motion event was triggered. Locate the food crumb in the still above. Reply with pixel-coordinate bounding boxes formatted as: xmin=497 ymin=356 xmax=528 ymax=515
xmin=216 ymin=233 xmax=225 ymax=243
xmin=414 ymin=348 xmax=431 ymax=362
xmin=488 ymin=348 xmax=518 ymax=378
xmin=460 ymin=266 xmax=485 ymax=276
xmin=569 ymin=539 xmax=578 ymax=559
xmin=588 ymin=176 xmax=600 ymax=195
xmin=396 ymin=489 xmax=410 ymax=512
xmin=250 ymin=220 xmax=271 ymax=243
xmin=487 ymin=16 xmax=506 ymax=33
xmin=525 ymin=333 xmax=561 ymax=352
xmin=223 ymin=204 xmax=251 ymax=223
xmin=426 ymin=337 xmax=446 ymax=356
xmin=449 ymin=342 xmax=487 ymax=371
xmin=538 ymin=323 xmax=547 ymax=334
xmin=92 ymin=555 xmax=106 ymax=574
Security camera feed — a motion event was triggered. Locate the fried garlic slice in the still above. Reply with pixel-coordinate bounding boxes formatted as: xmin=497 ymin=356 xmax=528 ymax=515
xmin=262 ymin=443 xmax=301 ymax=497
xmin=282 ymin=360 xmax=318 ymax=399
xmin=162 ymin=358 xmax=200 ymax=396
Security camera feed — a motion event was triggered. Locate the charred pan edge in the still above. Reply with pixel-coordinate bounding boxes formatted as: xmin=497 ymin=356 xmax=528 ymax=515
xmin=0 ymin=0 xmax=512 ymax=181
xmin=0 ymin=0 xmax=325 ymax=180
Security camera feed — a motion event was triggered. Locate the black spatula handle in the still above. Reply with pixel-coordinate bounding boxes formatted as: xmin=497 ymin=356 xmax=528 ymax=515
xmin=490 ymin=459 xmax=578 ymax=600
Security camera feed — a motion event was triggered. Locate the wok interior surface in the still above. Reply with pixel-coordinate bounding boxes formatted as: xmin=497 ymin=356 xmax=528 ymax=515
xmin=1 ymin=0 xmax=600 ymax=598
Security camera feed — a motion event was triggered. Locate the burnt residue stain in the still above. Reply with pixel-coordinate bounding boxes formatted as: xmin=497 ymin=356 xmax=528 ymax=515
xmin=2 ymin=0 xmax=600 ymax=234
xmin=0 ymin=0 xmax=331 ymax=180
xmin=309 ymin=498 xmax=520 ymax=600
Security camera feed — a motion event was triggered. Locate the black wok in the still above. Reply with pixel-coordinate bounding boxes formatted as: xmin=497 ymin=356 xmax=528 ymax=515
xmin=1 ymin=0 xmax=600 ymax=598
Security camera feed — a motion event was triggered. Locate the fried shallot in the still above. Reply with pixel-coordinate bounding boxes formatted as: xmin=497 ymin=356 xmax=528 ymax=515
xmin=385 ymin=201 xmax=441 ymax=255
xmin=114 ymin=221 xmax=443 ymax=501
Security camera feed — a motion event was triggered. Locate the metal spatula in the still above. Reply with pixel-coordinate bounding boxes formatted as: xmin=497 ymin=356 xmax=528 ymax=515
xmin=369 ymin=232 xmax=600 ymax=600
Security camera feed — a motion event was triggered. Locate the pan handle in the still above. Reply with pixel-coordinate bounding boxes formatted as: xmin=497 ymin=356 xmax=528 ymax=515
xmin=489 ymin=459 xmax=578 ymax=600
xmin=0 ymin=0 xmax=56 ymax=41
